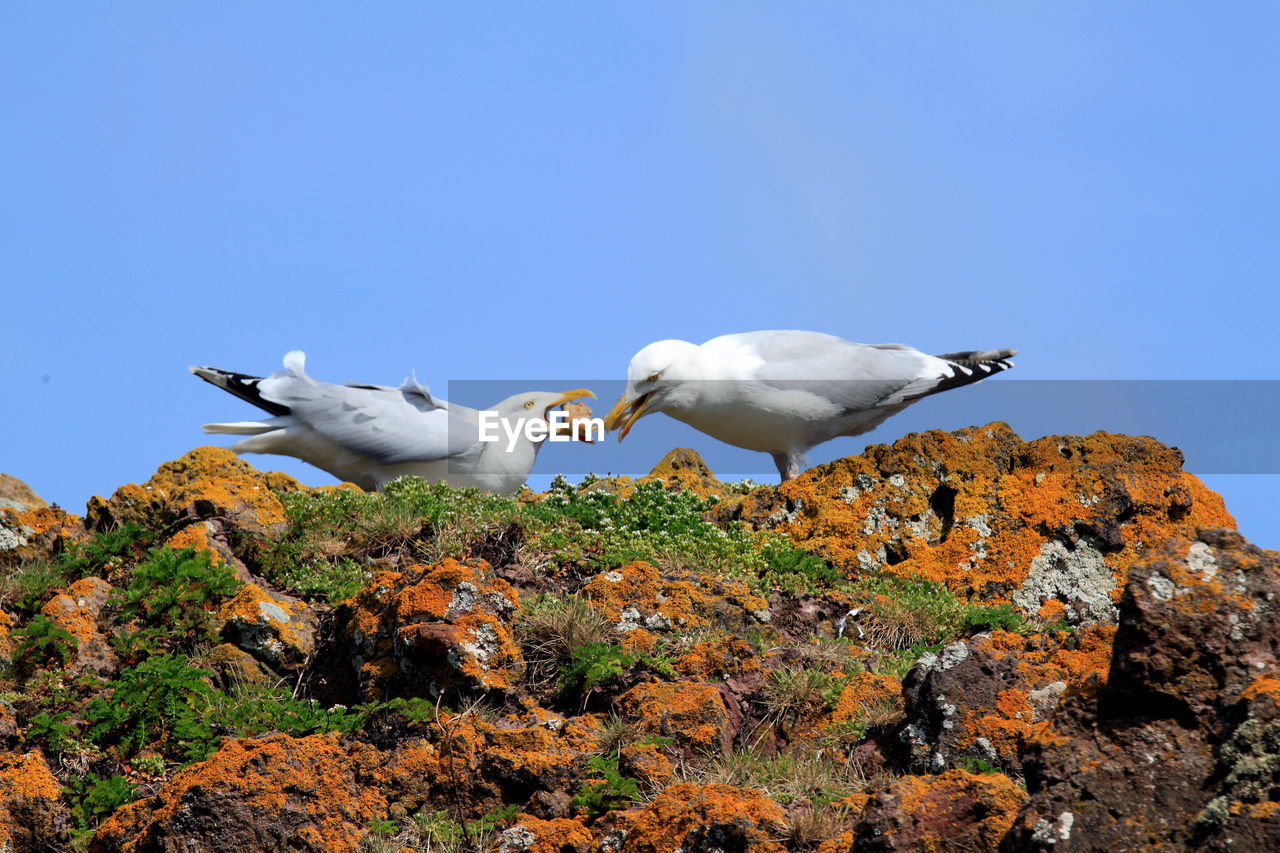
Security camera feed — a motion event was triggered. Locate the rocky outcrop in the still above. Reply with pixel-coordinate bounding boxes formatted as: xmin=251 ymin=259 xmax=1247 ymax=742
xmin=0 ymin=473 xmax=46 ymax=511
xmin=637 ymin=447 xmax=730 ymax=499
xmin=1006 ymin=529 xmax=1280 ymax=851
xmin=90 ymin=734 xmax=387 ymax=853
xmin=217 ymin=582 xmax=319 ymax=673
xmin=899 ymin=625 xmax=1114 ymax=774
xmin=854 ymin=769 xmax=1027 ymax=852
xmin=86 ymin=446 xmax=299 ymax=538
xmin=0 ymin=750 xmax=69 ymax=852
xmin=320 ymin=558 xmax=524 ymax=701
xmin=602 ymin=783 xmax=787 ymax=852
xmin=713 ymin=423 xmax=1234 ymax=619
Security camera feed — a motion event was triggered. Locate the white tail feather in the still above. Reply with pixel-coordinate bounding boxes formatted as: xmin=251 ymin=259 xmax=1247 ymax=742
xmin=202 ymin=421 xmax=277 ymax=435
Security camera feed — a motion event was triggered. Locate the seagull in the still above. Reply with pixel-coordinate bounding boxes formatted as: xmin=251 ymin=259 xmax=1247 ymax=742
xmin=191 ymin=351 xmax=594 ymax=493
xmin=604 ymin=330 xmax=1015 ymax=482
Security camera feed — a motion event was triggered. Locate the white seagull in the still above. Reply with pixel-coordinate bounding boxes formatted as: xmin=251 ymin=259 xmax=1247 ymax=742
xmin=191 ymin=351 xmax=594 ymax=493
xmin=604 ymin=330 xmax=1015 ymax=481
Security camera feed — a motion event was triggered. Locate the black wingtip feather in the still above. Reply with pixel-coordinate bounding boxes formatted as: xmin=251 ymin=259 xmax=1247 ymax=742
xmin=191 ymin=365 xmax=292 ymax=416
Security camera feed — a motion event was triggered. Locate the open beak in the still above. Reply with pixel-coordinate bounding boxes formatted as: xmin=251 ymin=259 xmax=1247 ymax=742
xmin=546 ymin=389 xmax=596 ymax=443
xmin=604 ymin=390 xmax=653 ymax=442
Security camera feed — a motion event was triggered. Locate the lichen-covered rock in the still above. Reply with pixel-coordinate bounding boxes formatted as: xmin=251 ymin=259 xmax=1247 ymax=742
xmin=637 ymin=447 xmax=729 ymax=499
xmin=207 ymin=642 xmax=272 ymax=687
xmin=321 ymin=558 xmax=523 ymax=700
xmin=89 ymin=734 xmax=387 ymax=853
xmin=380 ymin=710 xmax=600 ymax=819
xmin=39 ymin=576 xmax=118 ymax=674
xmin=898 ymin=625 xmax=1113 ymax=773
xmin=0 ymin=750 xmax=70 ymax=851
xmin=713 ymin=424 xmax=1234 ymax=620
xmin=218 ymin=582 xmax=319 ymax=673
xmin=0 ymin=503 xmax=87 ymax=566
xmin=581 ymin=560 xmax=771 ymax=635
xmin=616 ymin=681 xmax=733 ymax=755
xmin=85 ymin=446 xmax=299 ymax=537
xmin=497 ymin=815 xmax=594 ymax=853
xmin=1007 ymin=529 xmax=1280 ymax=852
xmin=603 ymin=783 xmax=787 ymax=852
xmin=853 ymin=769 xmax=1026 ymax=852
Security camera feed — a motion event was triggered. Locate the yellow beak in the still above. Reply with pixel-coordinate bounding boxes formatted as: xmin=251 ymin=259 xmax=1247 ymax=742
xmin=550 ymin=389 xmax=596 ymax=408
xmin=604 ymin=390 xmax=653 ymax=442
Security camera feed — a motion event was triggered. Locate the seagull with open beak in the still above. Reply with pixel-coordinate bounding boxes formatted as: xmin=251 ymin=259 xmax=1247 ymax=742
xmin=192 ymin=350 xmax=596 ymax=493
xmin=606 ymin=331 xmax=1016 ymax=482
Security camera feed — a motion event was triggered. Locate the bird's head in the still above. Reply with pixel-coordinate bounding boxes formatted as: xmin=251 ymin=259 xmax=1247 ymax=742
xmin=489 ymin=389 xmax=597 ymax=443
xmin=604 ymin=339 xmax=700 ymax=441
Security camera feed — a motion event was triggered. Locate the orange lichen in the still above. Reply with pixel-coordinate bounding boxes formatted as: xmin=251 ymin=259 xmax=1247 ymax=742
xmin=617 ymin=682 xmax=729 ymax=755
xmin=873 ymin=770 xmax=1027 ymax=852
xmin=341 ymin=559 xmax=523 ymax=695
xmin=504 ymin=816 xmax=595 ymax=852
xmin=716 ymin=424 xmax=1236 ymax=607
xmin=1241 ymin=675 xmax=1280 ymax=703
xmin=93 ymin=734 xmax=387 ymax=852
xmin=581 ymin=561 xmax=769 ymax=634
xmin=165 ymin=523 xmax=225 ymax=564
xmin=86 ymin=446 xmax=299 ymax=534
xmin=608 ymin=783 xmax=786 ymax=852
xmin=636 ymin=448 xmax=729 ymax=499
xmin=0 ymin=751 xmax=62 ymax=800
xmin=831 ymin=672 xmax=902 ymax=725
xmin=674 ymin=636 xmax=761 ymax=681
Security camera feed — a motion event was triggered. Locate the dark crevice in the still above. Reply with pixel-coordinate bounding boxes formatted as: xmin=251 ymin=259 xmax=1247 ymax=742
xmin=929 ymin=484 xmax=958 ymax=543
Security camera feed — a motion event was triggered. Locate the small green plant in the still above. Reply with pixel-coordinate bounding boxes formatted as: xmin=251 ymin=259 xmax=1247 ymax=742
xmin=69 ymin=774 xmax=136 ymax=834
xmin=574 ymin=752 xmax=640 ymax=815
xmin=958 ymin=756 xmax=1001 ymax=774
xmin=59 ymin=523 xmax=150 ymax=577
xmin=26 ymin=709 xmax=80 ymax=753
xmin=114 ymin=547 xmax=240 ymax=652
xmin=561 ymin=642 xmax=636 ymax=694
xmin=11 ymin=614 xmax=78 ymax=675
xmin=85 ymin=654 xmax=218 ymax=761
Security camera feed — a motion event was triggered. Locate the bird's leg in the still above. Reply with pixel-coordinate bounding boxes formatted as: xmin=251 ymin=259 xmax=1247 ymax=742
xmin=772 ymin=453 xmax=800 ymax=482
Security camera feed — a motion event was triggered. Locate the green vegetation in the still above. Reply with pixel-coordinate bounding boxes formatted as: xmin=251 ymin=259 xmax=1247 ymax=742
xmin=11 ymin=614 xmax=78 ymax=675
xmin=113 ymin=546 xmax=241 ymax=656
xmin=574 ymin=752 xmax=641 ymax=815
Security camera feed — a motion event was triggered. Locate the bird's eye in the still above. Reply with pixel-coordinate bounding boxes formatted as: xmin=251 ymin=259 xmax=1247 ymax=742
xmin=523 ymin=400 xmax=535 ymax=409
xmin=646 ymin=371 xmax=661 ymax=383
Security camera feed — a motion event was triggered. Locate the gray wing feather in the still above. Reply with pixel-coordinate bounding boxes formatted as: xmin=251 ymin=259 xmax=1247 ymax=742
xmin=716 ymin=331 xmax=942 ymax=413
xmin=256 ymin=355 xmax=476 ymax=465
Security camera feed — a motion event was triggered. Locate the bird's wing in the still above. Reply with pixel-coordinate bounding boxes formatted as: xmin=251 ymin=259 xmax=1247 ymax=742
xmin=255 ymin=351 xmax=477 ymax=465
xmin=708 ymin=331 xmax=947 ymax=413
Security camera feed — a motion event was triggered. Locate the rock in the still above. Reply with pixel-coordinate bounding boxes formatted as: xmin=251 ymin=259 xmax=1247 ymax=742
xmin=602 ymin=783 xmax=787 ymax=852
xmin=0 ymin=750 xmax=70 ymax=851
xmin=580 ymin=560 xmax=771 ymax=635
xmin=0 ymin=503 xmax=87 ymax=566
xmin=85 ymin=446 xmax=299 ymax=538
xmin=616 ymin=681 xmax=733 ymax=756
xmin=206 ymin=642 xmax=272 ymax=687
xmin=0 ymin=473 xmax=46 ymax=511
xmin=89 ymin=734 xmax=387 ymax=853
xmin=218 ymin=583 xmax=319 ymax=673
xmin=39 ymin=577 xmax=118 ymax=675
xmin=853 ymin=769 xmax=1027 ymax=853
xmin=711 ymin=423 xmax=1234 ymax=619
xmin=498 ymin=816 xmax=594 ymax=853
xmin=637 ymin=448 xmax=729 ymax=499
xmin=898 ymin=625 xmax=1113 ymax=773
xmin=1006 ymin=529 xmax=1280 ymax=851
xmin=320 ymin=558 xmax=523 ymax=701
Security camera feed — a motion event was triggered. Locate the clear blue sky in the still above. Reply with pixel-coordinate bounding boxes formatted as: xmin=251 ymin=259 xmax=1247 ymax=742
xmin=3 ymin=3 xmax=1276 ymax=547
